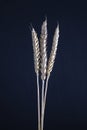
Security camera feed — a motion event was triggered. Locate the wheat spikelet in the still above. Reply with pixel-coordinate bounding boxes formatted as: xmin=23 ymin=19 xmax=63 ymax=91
xmin=31 ymin=27 xmax=40 ymax=74
xmin=40 ymin=18 xmax=47 ymax=80
xmin=47 ymin=24 xmax=59 ymax=76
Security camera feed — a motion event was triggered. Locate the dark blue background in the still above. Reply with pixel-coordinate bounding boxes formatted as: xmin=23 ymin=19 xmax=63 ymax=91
xmin=0 ymin=0 xmax=87 ymax=129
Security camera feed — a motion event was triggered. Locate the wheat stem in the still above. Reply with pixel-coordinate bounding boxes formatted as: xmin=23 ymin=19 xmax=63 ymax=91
xmin=43 ymin=75 xmax=49 ymax=120
xmin=41 ymin=80 xmax=45 ymax=130
xmin=36 ymin=73 xmax=40 ymax=130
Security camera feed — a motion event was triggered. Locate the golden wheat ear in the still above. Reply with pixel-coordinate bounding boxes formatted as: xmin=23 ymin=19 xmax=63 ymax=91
xmin=40 ymin=18 xmax=47 ymax=80
xmin=31 ymin=27 xmax=40 ymax=74
xmin=47 ymin=24 xmax=59 ymax=77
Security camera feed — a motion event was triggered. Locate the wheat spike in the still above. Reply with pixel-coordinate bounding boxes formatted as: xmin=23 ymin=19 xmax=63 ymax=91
xmin=40 ymin=18 xmax=47 ymax=80
xmin=47 ymin=24 xmax=59 ymax=76
xmin=31 ymin=27 xmax=40 ymax=74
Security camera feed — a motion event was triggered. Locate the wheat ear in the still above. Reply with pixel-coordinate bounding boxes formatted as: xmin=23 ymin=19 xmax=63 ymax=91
xmin=40 ymin=18 xmax=47 ymax=81
xmin=31 ymin=27 xmax=40 ymax=130
xmin=40 ymin=18 xmax=47 ymax=130
xmin=47 ymin=24 xmax=59 ymax=76
xmin=31 ymin=27 xmax=40 ymax=74
xmin=43 ymin=24 xmax=59 ymax=120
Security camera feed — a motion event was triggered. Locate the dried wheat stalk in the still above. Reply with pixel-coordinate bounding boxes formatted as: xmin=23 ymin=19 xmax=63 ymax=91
xmin=43 ymin=24 xmax=59 ymax=124
xmin=31 ymin=27 xmax=40 ymax=130
xmin=40 ymin=18 xmax=47 ymax=130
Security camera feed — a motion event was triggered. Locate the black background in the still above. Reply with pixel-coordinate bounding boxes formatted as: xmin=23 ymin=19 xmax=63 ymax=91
xmin=0 ymin=0 xmax=87 ymax=130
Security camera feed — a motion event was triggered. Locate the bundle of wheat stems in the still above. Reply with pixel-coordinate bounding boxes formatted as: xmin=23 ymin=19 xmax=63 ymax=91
xmin=31 ymin=18 xmax=59 ymax=130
